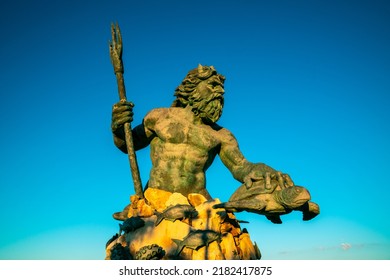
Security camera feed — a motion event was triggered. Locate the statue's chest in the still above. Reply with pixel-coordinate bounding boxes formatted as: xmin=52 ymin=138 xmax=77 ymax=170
xmin=155 ymin=118 xmax=220 ymax=150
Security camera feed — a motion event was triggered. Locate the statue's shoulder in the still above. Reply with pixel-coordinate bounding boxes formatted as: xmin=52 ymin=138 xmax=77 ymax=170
xmin=143 ymin=107 xmax=185 ymax=127
xmin=207 ymin=124 xmax=238 ymax=144
xmin=144 ymin=107 xmax=169 ymax=119
xmin=149 ymin=107 xmax=196 ymax=121
xmin=213 ymin=125 xmax=235 ymax=138
xmin=209 ymin=122 xmax=224 ymax=132
xmin=142 ymin=108 xmax=169 ymax=129
xmin=145 ymin=107 xmax=184 ymax=117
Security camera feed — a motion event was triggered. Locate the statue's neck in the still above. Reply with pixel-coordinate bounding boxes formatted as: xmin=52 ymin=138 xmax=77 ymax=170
xmin=184 ymin=105 xmax=204 ymax=125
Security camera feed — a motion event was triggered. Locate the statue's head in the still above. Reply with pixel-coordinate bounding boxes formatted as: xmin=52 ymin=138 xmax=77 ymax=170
xmin=172 ymin=64 xmax=226 ymax=124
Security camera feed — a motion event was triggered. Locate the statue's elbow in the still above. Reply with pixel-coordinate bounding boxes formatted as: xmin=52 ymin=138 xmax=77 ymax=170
xmin=113 ymin=137 xmax=128 ymax=154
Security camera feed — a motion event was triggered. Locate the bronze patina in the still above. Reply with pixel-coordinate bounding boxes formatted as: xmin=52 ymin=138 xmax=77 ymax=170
xmin=106 ymin=24 xmax=319 ymax=260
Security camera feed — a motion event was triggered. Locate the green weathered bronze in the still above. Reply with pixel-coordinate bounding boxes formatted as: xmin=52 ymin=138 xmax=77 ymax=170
xmin=107 ymin=25 xmax=319 ymax=260
xmin=109 ymin=23 xmax=143 ymax=199
xmin=113 ymin=64 xmax=292 ymax=197
xmin=111 ymin=64 xmax=319 ymax=220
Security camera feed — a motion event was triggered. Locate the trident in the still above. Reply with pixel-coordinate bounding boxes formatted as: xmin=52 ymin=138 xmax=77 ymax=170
xmin=109 ymin=23 xmax=144 ymax=199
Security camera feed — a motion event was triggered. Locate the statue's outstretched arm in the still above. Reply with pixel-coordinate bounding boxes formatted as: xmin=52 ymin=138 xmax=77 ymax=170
xmin=219 ymin=129 xmax=294 ymax=189
xmin=218 ymin=130 xmax=253 ymax=183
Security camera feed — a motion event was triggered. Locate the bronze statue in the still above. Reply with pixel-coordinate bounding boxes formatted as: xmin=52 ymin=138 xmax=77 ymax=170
xmin=105 ymin=24 xmax=319 ymax=260
xmin=111 ymin=64 xmax=294 ymax=200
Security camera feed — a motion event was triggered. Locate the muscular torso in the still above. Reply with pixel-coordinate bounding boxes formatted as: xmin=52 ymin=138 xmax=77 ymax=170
xmin=142 ymin=107 xmax=223 ymax=197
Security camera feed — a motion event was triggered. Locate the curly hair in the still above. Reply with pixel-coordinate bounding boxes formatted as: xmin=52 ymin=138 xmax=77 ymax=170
xmin=172 ymin=64 xmax=225 ymax=108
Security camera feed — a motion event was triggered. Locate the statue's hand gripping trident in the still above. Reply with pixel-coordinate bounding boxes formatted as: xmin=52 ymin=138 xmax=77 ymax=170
xmin=109 ymin=23 xmax=144 ymax=198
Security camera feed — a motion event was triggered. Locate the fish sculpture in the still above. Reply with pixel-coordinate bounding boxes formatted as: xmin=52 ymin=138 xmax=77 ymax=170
xmin=214 ymin=185 xmax=319 ymax=224
xmin=172 ymin=229 xmax=221 ymax=256
xmin=119 ymin=216 xmax=145 ymax=235
xmin=155 ymin=204 xmax=198 ymax=226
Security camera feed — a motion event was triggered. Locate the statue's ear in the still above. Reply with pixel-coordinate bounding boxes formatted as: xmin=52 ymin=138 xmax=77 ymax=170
xmin=198 ymin=64 xmax=203 ymax=72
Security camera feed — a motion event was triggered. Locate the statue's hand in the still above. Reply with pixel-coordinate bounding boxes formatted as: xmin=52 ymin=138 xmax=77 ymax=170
xmin=111 ymin=101 xmax=134 ymax=136
xmin=243 ymin=163 xmax=294 ymax=190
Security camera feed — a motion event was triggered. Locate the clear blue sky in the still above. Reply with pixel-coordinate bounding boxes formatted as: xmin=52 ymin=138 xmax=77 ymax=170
xmin=0 ymin=0 xmax=389 ymax=260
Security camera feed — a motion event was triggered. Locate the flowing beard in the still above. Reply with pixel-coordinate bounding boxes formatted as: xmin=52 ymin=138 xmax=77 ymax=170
xmin=194 ymin=97 xmax=224 ymax=124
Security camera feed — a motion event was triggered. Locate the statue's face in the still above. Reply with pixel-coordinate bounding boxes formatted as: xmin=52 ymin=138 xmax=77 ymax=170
xmin=194 ymin=75 xmax=225 ymax=123
xmin=197 ymin=75 xmax=225 ymax=99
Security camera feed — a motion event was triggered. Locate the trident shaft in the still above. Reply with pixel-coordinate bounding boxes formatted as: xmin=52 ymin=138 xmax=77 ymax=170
xmin=109 ymin=23 xmax=144 ymax=198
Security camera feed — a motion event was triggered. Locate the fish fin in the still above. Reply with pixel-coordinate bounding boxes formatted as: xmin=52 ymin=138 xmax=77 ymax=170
xmin=266 ymin=215 xmax=282 ymax=224
xmin=254 ymin=242 xmax=262 ymax=259
xmin=212 ymin=202 xmax=241 ymax=212
xmin=171 ymin=238 xmax=181 ymax=246
xmin=302 ymin=201 xmax=320 ymax=221
xmin=212 ymin=203 xmax=226 ymax=209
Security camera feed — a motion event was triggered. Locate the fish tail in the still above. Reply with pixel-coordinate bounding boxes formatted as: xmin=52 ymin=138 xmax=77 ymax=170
xmin=171 ymin=239 xmax=184 ymax=256
xmin=155 ymin=213 xmax=163 ymax=226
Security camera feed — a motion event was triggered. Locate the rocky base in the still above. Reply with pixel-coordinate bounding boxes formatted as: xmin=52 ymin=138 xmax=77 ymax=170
xmin=105 ymin=188 xmax=261 ymax=260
